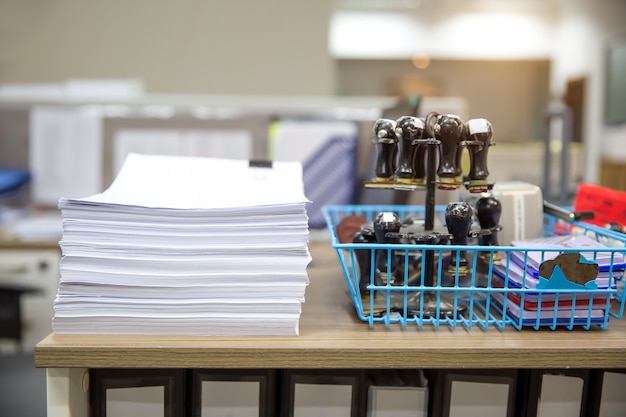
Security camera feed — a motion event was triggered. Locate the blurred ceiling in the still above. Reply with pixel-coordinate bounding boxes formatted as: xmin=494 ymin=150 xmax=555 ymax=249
xmin=334 ymin=0 xmax=560 ymax=12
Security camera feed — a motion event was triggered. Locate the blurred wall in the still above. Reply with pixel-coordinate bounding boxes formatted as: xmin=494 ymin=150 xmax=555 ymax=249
xmin=1 ymin=0 xmax=625 ymax=186
xmin=0 ymin=0 xmax=335 ymax=95
xmin=337 ymin=58 xmax=551 ymax=143
xmin=330 ymin=0 xmax=626 ymax=183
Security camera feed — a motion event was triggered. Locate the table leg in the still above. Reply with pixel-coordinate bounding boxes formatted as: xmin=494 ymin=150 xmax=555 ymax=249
xmin=46 ymin=368 xmax=89 ymax=417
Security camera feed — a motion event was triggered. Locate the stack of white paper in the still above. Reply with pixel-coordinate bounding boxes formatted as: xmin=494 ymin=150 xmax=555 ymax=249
xmin=52 ymin=153 xmax=311 ymax=336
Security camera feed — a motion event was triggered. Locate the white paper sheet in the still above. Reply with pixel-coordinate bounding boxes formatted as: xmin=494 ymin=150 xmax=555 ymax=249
xmin=76 ymin=153 xmax=308 ymax=209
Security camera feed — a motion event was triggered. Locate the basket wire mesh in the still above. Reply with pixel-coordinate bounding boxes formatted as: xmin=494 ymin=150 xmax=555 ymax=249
xmin=323 ymin=204 xmax=626 ymax=330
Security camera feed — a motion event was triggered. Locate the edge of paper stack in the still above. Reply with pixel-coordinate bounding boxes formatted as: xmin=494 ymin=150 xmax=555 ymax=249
xmin=53 ymin=153 xmax=311 ymax=336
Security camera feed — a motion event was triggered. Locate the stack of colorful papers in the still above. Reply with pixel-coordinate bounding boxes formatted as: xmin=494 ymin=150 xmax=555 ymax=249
xmin=491 ymin=235 xmax=624 ymax=326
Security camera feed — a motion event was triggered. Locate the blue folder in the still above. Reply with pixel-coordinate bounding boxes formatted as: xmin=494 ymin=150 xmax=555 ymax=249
xmin=0 ymin=168 xmax=30 ymax=197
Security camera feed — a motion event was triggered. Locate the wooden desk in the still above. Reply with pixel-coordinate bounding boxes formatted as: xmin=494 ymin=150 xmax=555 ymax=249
xmin=0 ymin=237 xmax=60 ymax=251
xmin=34 ymin=240 xmax=626 ymax=416
xmin=35 ymin=240 xmax=626 ymax=370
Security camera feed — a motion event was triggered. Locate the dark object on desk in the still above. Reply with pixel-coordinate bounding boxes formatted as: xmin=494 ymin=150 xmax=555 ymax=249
xmin=432 ymin=113 xmax=464 ymax=190
xmin=476 ymin=195 xmax=502 ymax=247
xmin=364 ymin=113 xmax=495 ymax=195
xmin=373 ymin=212 xmax=402 ymax=281
xmin=336 ymin=215 xmax=367 ymax=244
xmin=465 ymin=118 xmax=495 ymax=193
xmin=372 ymin=119 xmax=398 ymax=183
xmin=424 ymin=111 xmax=439 ymax=138
xmin=543 ymin=200 xmax=595 ymax=223
xmin=248 ymin=159 xmax=273 ymax=168
xmin=408 ymin=267 xmax=466 ymax=317
xmin=0 ymin=284 xmax=40 ymax=351
xmin=476 ymin=195 xmax=503 ymax=263
xmin=395 ymin=115 xmax=426 ymax=184
xmin=352 ymin=223 xmax=380 ymax=297
xmin=386 ymin=231 xmax=466 ymax=319
xmin=445 ymin=202 xmax=473 ymax=276
xmin=539 ymin=253 xmax=599 ymax=286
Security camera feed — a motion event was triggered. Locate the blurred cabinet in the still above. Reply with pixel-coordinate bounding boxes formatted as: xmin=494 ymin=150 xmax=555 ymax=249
xmin=0 ymin=246 xmax=60 ymax=351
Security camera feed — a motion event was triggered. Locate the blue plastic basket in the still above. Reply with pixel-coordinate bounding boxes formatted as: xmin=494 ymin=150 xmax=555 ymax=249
xmin=322 ymin=204 xmax=626 ymax=330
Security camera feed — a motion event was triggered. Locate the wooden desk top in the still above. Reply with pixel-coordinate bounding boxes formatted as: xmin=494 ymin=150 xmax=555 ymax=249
xmin=35 ymin=240 xmax=626 ymax=369
xmin=0 ymin=237 xmax=60 ymax=250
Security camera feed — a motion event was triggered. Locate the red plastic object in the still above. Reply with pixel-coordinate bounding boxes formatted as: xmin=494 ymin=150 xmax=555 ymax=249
xmin=573 ymin=183 xmax=626 ymax=228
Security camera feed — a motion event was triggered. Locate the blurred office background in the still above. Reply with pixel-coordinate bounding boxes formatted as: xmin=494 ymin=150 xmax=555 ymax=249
xmin=1 ymin=0 xmax=626 ymax=415
xmin=0 ymin=0 xmax=625 ymax=198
